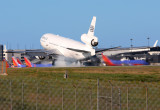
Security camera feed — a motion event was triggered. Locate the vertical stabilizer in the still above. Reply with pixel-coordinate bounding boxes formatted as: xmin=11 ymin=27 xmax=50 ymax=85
xmin=17 ymin=57 xmax=23 ymax=65
xmin=87 ymin=16 xmax=96 ymax=36
xmin=24 ymin=57 xmax=33 ymax=67
xmin=12 ymin=57 xmax=18 ymax=67
xmin=153 ymin=40 xmax=158 ymax=47
xmin=4 ymin=45 xmax=7 ymax=51
xmin=102 ymin=53 xmax=116 ymax=66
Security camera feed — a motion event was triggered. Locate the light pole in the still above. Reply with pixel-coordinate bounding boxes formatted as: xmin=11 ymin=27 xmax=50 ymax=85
xmin=130 ymin=38 xmax=133 ymax=48
xmin=130 ymin=38 xmax=133 ymax=52
xmin=147 ymin=37 xmax=150 ymax=47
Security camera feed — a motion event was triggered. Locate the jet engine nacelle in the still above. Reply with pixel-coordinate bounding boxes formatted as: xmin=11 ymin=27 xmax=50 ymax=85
xmin=35 ymin=56 xmax=45 ymax=60
xmin=81 ymin=34 xmax=98 ymax=47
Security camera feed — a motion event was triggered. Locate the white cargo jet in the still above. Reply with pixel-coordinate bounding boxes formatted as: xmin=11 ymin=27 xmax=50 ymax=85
xmin=40 ymin=16 xmax=99 ymax=62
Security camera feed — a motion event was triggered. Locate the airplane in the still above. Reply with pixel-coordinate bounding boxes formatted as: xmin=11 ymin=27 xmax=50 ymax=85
xmin=101 ymin=53 xmax=149 ymax=66
xmin=24 ymin=56 xmax=52 ymax=67
xmin=12 ymin=56 xmax=26 ymax=68
xmin=40 ymin=16 xmax=103 ymax=66
xmin=4 ymin=16 xmax=120 ymax=66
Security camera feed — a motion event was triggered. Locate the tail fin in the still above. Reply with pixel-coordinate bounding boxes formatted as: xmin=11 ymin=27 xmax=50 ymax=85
xmin=16 ymin=57 xmax=22 ymax=65
xmin=24 ymin=57 xmax=33 ymax=67
xmin=153 ymin=40 xmax=158 ymax=47
xmin=87 ymin=16 xmax=96 ymax=36
xmin=102 ymin=53 xmax=116 ymax=66
xmin=12 ymin=57 xmax=19 ymax=67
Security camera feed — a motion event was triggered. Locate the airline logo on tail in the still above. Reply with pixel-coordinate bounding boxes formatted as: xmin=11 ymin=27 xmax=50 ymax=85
xmin=12 ymin=57 xmax=19 ymax=67
xmin=88 ymin=16 xmax=96 ymax=36
xmin=89 ymin=25 xmax=94 ymax=32
xmin=102 ymin=53 xmax=117 ymax=66
xmin=24 ymin=57 xmax=33 ymax=67
xmin=17 ymin=57 xmax=23 ymax=65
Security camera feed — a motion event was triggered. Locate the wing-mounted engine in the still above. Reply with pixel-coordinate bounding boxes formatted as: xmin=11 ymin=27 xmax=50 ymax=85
xmin=81 ymin=34 xmax=98 ymax=47
xmin=81 ymin=16 xmax=98 ymax=47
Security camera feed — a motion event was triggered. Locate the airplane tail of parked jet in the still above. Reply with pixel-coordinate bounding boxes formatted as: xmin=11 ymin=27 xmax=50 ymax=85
xmin=16 ymin=57 xmax=23 ymax=65
xmin=101 ymin=53 xmax=118 ymax=66
xmin=12 ymin=57 xmax=26 ymax=68
xmin=24 ymin=57 xmax=34 ymax=67
xmin=24 ymin=56 xmax=52 ymax=67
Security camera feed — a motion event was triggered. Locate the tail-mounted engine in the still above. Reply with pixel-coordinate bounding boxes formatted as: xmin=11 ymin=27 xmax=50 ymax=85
xmin=81 ymin=34 xmax=98 ymax=47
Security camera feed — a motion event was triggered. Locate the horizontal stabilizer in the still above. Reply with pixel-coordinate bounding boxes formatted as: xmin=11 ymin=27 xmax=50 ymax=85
xmin=67 ymin=48 xmax=90 ymax=53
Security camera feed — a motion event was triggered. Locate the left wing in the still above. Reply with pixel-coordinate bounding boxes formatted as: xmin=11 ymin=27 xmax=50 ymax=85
xmin=67 ymin=48 xmax=90 ymax=53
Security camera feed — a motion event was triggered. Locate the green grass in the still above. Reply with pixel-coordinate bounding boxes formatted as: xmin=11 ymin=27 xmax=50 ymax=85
xmin=2 ymin=66 xmax=160 ymax=83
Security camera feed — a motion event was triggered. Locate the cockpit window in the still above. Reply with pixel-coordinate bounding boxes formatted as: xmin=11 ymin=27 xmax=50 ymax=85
xmin=42 ymin=36 xmax=48 ymax=40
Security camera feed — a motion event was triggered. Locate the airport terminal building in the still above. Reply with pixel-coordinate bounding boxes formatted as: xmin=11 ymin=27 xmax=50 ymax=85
xmin=1 ymin=44 xmax=160 ymax=66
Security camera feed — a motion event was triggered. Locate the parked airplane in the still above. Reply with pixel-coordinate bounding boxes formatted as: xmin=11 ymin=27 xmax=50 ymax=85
xmin=102 ymin=53 xmax=149 ymax=66
xmin=40 ymin=16 xmax=102 ymax=65
xmin=24 ymin=56 xmax=52 ymax=67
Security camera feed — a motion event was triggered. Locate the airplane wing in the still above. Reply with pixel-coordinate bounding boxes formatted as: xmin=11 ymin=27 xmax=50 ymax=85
xmin=95 ymin=46 xmax=121 ymax=53
xmin=67 ymin=48 xmax=90 ymax=53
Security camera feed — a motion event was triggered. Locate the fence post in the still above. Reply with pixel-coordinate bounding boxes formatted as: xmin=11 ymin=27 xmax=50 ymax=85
xmin=10 ymin=80 xmax=12 ymax=110
xmin=75 ymin=87 xmax=77 ymax=110
xmin=22 ymin=81 xmax=24 ymax=110
xmin=146 ymin=87 xmax=148 ymax=110
xmin=127 ymin=87 xmax=129 ymax=110
xmin=109 ymin=81 xmax=113 ymax=110
xmin=90 ymin=87 xmax=92 ymax=110
xmin=36 ymin=82 xmax=39 ymax=110
xmin=62 ymin=88 xmax=64 ymax=110
xmin=119 ymin=88 xmax=121 ymax=110
xmin=49 ymin=84 xmax=51 ymax=110
xmin=106 ymin=85 xmax=108 ymax=110
xmin=97 ymin=79 xmax=99 ymax=110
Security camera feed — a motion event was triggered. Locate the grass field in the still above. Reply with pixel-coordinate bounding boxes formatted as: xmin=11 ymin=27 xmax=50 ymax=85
xmin=2 ymin=66 xmax=160 ymax=82
xmin=0 ymin=66 xmax=160 ymax=110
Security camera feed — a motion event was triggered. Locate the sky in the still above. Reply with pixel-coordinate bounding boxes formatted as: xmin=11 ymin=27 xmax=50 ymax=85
xmin=0 ymin=0 xmax=160 ymax=49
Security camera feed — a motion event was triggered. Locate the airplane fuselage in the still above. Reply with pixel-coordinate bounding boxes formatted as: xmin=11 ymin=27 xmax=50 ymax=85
xmin=40 ymin=33 xmax=95 ymax=60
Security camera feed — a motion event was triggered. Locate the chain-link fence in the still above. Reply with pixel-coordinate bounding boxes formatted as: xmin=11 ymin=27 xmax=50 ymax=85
xmin=0 ymin=79 xmax=159 ymax=110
